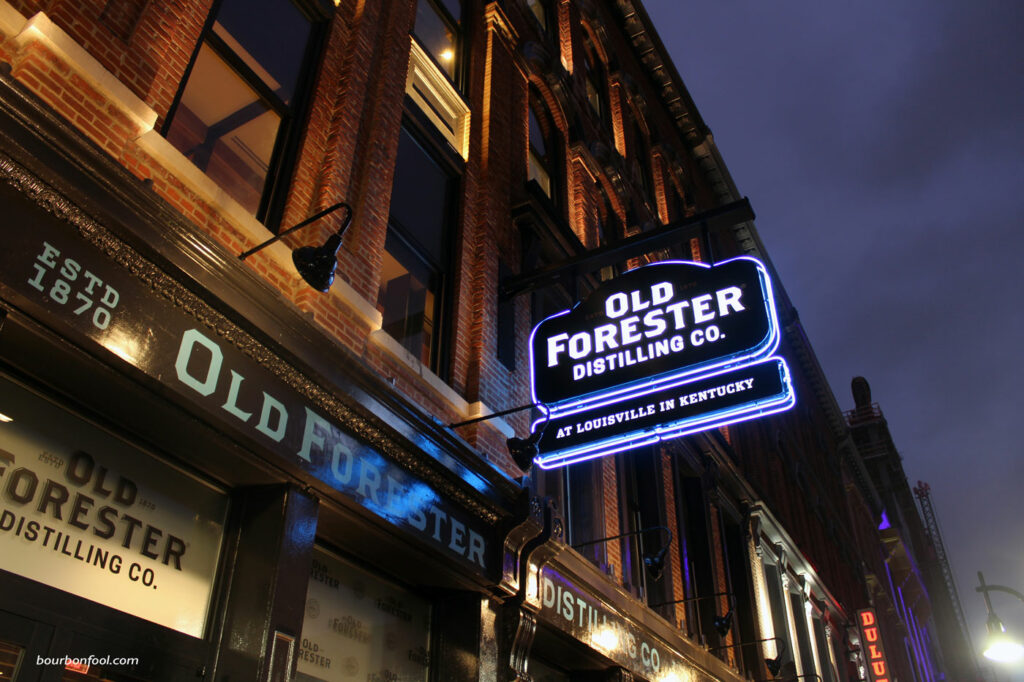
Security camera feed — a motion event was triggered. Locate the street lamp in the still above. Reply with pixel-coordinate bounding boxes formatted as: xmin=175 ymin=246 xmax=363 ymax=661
xmin=977 ymin=571 xmax=1024 ymax=663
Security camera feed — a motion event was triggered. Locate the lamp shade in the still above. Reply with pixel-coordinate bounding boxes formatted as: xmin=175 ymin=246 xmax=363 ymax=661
xmin=713 ymin=610 xmax=734 ymax=638
xmin=292 ymin=232 xmax=343 ymax=292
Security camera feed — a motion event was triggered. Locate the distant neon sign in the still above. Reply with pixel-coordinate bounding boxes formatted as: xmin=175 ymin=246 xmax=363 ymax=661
xmin=527 ymin=258 xmax=795 ymax=468
xmin=858 ymin=609 xmax=892 ymax=682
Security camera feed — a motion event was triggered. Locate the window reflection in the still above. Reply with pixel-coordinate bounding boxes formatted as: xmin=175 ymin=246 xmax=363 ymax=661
xmin=378 ymin=126 xmax=455 ymax=372
xmin=414 ymin=0 xmax=460 ymax=81
xmin=165 ymin=0 xmax=315 ymax=219
xmin=528 ymin=99 xmax=553 ymax=199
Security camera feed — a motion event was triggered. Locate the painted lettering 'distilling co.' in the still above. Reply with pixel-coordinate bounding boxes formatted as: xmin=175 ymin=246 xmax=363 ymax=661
xmin=528 ymin=258 xmax=796 ymax=468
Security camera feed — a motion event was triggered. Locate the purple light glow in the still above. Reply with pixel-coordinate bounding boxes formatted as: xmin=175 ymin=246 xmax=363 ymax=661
xmin=527 ymin=257 xmax=784 ymax=414
xmin=533 ymin=357 xmax=795 ymax=469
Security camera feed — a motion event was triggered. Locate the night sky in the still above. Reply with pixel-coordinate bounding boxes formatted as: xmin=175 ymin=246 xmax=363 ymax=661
xmin=641 ymin=1 xmax=1024 ymax=678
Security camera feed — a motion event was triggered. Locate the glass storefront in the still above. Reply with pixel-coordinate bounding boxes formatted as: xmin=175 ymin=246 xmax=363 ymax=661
xmin=0 ymin=374 xmax=227 ymax=638
xmin=297 ymin=546 xmax=432 ymax=682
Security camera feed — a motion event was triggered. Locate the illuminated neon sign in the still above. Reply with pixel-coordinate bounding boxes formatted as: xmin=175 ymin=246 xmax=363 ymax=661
xmin=527 ymin=258 xmax=795 ymax=468
xmin=857 ymin=609 xmax=891 ymax=682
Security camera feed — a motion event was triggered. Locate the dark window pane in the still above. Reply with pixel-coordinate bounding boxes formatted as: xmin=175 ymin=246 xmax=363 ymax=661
xmin=436 ymin=0 xmax=460 ymax=20
xmin=528 ymin=107 xmax=547 ymax=156
xmin=379 ymin=125 xmax=456 ymax=371
xmin=390 ymin=128 xmax=452 ymax=266
xmin=380 ymin=229 xmax=439 ymax=366
xmin=414 ymin=0 xmax=458 ymax=79
xmin=214 ymin=0 xmax=311 ymax=102
xmin=166 ymin=43 xmax=280 ymax=214
xmin=527 ymin=0 xmax=549 ymax=31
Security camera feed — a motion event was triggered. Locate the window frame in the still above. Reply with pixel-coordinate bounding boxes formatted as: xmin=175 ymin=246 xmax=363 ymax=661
xmin=412 ymin=0 xmax=465 ymax=91
xmin=379 ymin=112 xmax=464 ymax=379
xmin=162 ymin=0 xmax=329 ymax=228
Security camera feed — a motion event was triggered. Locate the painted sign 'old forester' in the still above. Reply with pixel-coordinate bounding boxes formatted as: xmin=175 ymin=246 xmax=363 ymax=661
xmin=528 ymin=258 xmax=795 ymax=468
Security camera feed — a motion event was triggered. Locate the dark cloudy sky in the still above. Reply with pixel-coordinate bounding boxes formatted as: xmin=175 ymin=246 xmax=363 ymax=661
xmin=642 ymin=1 xmax=1024 ymax=678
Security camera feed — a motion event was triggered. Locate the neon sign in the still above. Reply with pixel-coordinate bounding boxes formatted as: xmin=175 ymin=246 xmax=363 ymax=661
xmin=527 ymin=258 xmax=795 ymax=468
xmin=857 ymin=609 xmax=892 ymax=682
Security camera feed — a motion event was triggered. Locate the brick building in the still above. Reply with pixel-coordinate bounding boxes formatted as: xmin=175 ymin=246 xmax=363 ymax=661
xmin=0 ymin=1 xmax=969 ymax=681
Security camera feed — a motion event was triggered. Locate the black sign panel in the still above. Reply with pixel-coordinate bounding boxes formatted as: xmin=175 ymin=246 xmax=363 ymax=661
xmin=0 ymin=180 xmax=493 ymax=577
xmin=534 ymin=358 xmax=794 ymax=469
xmin=529 ymin=259 xmax=778 ymax=408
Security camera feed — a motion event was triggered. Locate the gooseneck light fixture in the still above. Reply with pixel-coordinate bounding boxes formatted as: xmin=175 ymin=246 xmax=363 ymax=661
xmin=449 ymin=402 xmax=548 ymax=472
xmin=572 ymin=526 xmax=673 ymax=581
xmin=649 ymin=591 xmax=735 ymax=638
xmin=977 ymin=571 xmax=1024 ymax=663
xmin=238 ymin=202 xmax=353 ymax=292
xmin=711 ymin=636 xmax=787 ymax=677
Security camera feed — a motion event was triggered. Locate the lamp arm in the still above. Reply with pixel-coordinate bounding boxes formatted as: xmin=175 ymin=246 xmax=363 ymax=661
xmin=450 ymin=402 xmax=540 ymax=429
xmin=649 ymin=591 xmax=733 ymax=608
xmin=239 ymin=202 xmax=352 ymax=260
xmin=572 ymin=525 xmax=671 ymax=551
xmin=977 ymin=584 xmax=1024 ymax=604
xmin=711 ymin=635 xmax=786 ymax=654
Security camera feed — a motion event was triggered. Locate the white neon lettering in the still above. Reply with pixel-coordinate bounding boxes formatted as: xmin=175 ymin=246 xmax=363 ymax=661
xmin=716 ymin=286 xmax=744 ymax=314
xmin=547 ymin=333 xmax=569 ymax=367
xmin=692 ymin=294 xmax=715 ymax=322
xmin=605 ymin=292 xmax=629 ymax=318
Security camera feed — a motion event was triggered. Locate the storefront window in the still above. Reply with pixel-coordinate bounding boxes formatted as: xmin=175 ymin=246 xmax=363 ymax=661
xmin=297 ymin=546 xmax=431 ymax=682
xmin=530 ymin=658 xmax=569 ymax=681
xmin=0 ymin=639 xmax=22 ymax=679
xmin=0 ymin=376 xmax=227 ymax=639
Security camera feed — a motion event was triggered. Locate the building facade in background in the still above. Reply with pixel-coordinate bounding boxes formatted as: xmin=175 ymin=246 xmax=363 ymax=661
xmin=0 ymin=0 xmax=976 ymax=681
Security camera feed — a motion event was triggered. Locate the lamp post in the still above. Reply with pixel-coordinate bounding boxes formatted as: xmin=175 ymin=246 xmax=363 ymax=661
xmin=977 ymin=571 xmax=1024 ymax=664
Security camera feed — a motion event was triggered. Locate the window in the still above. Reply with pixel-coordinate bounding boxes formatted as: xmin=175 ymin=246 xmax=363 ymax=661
xmin=165 ymin=0 xmax=322 ymax=222
xmin=619 ymin=448 xmax=668 ymax=604
xmin=413 ymin=0 xmax=462 ymax=84
xmin=297 ymin=546 xmax=431 ymax=682
xmin=790 ymin=591 xmax=816 ymax=677
xmin=581 ymin=32 xmax=607 ymax=124
xmin=763 ymin=561 xmax=794 ymax=667
xmin=378 ymin=124 xmax=457 ymax=374
xmin=526 ymin=0 xmax=552 ymax=34
xmin=528 ymin=93 xmax=556 ymax=200
xmin=630 ymin=112 xmax=654 ymax=208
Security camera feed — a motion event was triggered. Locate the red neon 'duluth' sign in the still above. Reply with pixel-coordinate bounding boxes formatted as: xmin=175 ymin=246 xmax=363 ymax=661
xmin=858 ymin=609 xmax=891 ymax=682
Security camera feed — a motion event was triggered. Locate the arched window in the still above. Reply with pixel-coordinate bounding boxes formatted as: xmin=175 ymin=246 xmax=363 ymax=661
xmin=630 ymin=110 xmax=654 ymax=208
xmin=528 ymin=92 xmax=556 ymax=201
xmin=526 ymin=0 xmax=552 ymax=34
xmin=582 ymin=32 xmax=607 ymax=124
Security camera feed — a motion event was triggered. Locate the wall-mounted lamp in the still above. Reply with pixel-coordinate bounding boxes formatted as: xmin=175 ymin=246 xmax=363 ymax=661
xmin=649 ymin=591 xmax=735 ymax=638
xmin=572 ymin=526 xmax=673 ymax=581
xmin=977 ymin=571 xmax=1024 ymax=663
xmin=449 ymin=402 xmax=547 ymax=472
xmin=238 ymin=202 xmax=353 ymax=292
xmin=711 ymin=636 xmax=787 ymax=676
